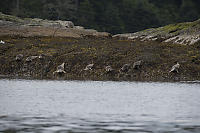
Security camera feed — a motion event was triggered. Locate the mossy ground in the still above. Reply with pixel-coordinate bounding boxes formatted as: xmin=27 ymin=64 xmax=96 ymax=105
xmin=0 ymin=35 xmax=200 ymax=81
xmin=161 ymin=20 xmax=200 ymax=35
xmin=0 ymin=12 xmax=24 ymax=23
xmin=142 ymin=18 xmax=200 ymax=37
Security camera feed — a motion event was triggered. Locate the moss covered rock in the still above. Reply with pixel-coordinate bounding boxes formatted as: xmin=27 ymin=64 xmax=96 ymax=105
xmin=113 ymin=19 xmax=200 ymax=45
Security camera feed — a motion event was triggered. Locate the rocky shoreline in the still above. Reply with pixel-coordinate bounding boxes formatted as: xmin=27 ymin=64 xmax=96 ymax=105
xmin=0 ymin=36 xmax=200 ymax=82
xmin=0 ymin=13 xmax=200 ymax=82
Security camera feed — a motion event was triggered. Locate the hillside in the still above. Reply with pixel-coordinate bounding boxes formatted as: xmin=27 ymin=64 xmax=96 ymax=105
xmin=0 ymin=13 xmax=200 ymax=81
xmin=114 ymin=19 xmax=200 ymax=45
xmin=0 ymin=12 xmax=110 ymax=38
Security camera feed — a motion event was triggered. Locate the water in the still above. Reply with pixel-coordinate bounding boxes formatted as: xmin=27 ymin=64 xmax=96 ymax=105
xmin=0 ymin=79 xmax=200 ymax=133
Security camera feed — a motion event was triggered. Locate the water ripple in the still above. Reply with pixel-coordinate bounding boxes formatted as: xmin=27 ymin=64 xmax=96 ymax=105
xmin=0 ymin=115 xmax=200 ymax=133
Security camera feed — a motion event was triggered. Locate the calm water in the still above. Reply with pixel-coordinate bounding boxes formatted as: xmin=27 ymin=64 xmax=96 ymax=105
xmin=0 ymin=79 xmax=200 ymax=133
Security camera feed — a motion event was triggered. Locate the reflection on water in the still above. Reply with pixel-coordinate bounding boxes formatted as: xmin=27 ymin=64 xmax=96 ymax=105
xmin=0 ymin=79 xmax=200 ymax=133
xmin=1 ymin=115 xmax=200 ymax=133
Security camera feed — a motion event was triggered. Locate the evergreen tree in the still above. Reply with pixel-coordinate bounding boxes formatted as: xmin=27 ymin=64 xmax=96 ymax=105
xmin=76 ymin=0 xmax=95 ymax=28
xmin=0 ymin=0 xmax=199 ymax=33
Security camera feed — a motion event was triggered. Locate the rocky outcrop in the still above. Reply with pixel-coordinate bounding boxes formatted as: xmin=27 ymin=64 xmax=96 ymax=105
xmin=113 ymin=19 xmax=200 ymax=45
xmin=0 ymin=12 xmax=74 ymax=29
xmin=0 ymin=12 xmax=111 ymax=38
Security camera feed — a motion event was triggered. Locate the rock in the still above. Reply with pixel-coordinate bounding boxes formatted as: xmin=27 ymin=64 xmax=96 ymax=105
xmin=93 ymin=32 xmax=112 ymax=38
xmin=133 ymin=60 xmax=143 ymax=69
xmin=0 ymin=12 xmax=75 ymax=29
xmin=113 ymin=19 xmax=200 ymax=45
xmin=74 ymin=26 xmax=84 ymax=30
xmin=85 ymin=29 xmax=97 ymax=33
xmin=0 ymin=12 xmax=114 ymax=38
xmin=0 ymin=40 xmax=5 ymax=44
xmin=169 ymin=62 xmax=180 ymax=73
xmin=112 ymin=34 xmax=130 ymax=40
xmin=56 ymin=20 xmax=74 ymax=28
xmin=84 ymin=63 xmax=94 ymax=71
xmin=15 ymin=54 xmax=23 ymax=61
xmin=165 ymin=35 xmax=200 ymax=45
xmin=0 ymin=20 xmax=15 ymax=26
xmin=26 ymin=56 xmax=38 ymax=62
xmin=105 ymin=65 xmax=114 ymax=73
xmin=120 ymin=64 xmax=131 ymax=73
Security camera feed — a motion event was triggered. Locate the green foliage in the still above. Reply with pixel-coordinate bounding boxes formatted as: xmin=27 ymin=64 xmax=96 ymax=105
xmin=76 ymin=0 xmax=95 ymax=28
xmin=0 ymin=0 xmax=200 ymax=34
xmin=0 ymin=12 xmax=23 ymax=23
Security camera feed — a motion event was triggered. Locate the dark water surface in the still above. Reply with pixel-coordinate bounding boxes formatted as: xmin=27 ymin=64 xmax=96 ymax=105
xmin=0 ymin=79 xmax=200 ymax=133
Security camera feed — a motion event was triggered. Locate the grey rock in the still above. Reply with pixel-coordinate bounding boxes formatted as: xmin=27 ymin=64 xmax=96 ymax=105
xmin=74 ymin=26 xmax=84 ymax=30
xmin=56 ymin=20 xmax=74 ymax=28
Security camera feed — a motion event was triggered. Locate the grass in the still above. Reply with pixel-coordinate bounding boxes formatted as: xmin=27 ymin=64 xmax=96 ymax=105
xmin=140 ymin=18 xmax=200 ymax=37
xmin=0 ymin=12 xmax=24 ymax=23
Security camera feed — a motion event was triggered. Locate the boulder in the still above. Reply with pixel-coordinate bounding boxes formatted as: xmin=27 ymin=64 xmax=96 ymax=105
xmin=56 ymin=20 xmax=74 ymax=28
xmin=93 ymin=32 xmax=112 ymax=38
